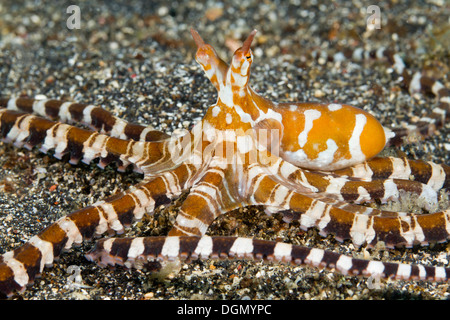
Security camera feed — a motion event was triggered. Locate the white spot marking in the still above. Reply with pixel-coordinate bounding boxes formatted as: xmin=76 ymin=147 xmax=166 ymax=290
xmin=273 ymin=242 xmax=292 ymax=261
xmin=174 ymin=212 xmax=209 ymax=235
xmin=298 ymin=109 xmax=321 ymax=148
xmin=3 ymin=252 xmax=29 ymax=287
xmin=32 ymin=99 xmax=47 ymax=116
xmin=315 ymin=139 xmax=338 ymax=167
xmin=435 ymin=267 xmax=447 ymax=281
xmin=348 ymin=113 xmax=367 ymax=162
xmin=427 ymin=161 xmax=446 ymax=191
xmin=327 ymin=103 xmax=342 ymax=111
xmin=82 ymin=105 xmax=96 ymax=125
xmin=110 ymin=120 xmax=128 ymax=139
xmin=58 ymin=102 xmax=73 ymax=122
xmin=29 ymin=236 xmax=54 ymax=270
xmin=375 ymin=47 xmax=385 ymax=59
xmin=432 ymin=81 xmax=444 ymax=96
xmin=7 ymin=98 xmax=19 ymax=110
xmin=226 ymin=113 xmax=232 ymax=124
xmin=305 ymin=248 xmax=324 ymax=267
xmin=300 ymin=201 xmax=330 ymax=230
xmin=336 ymin=255 xmax=353 ymax=274
xmin=382 ymin=180 xmax=399 ymax=202
xmin=352 ymin=48 xmax=364 ymax=60
xmin=230 ymin=238 xmax=254 ymax=257
xmin=212 ymin=106 xmax=220 ymax=117
xmin=366 ymin=260 xmax=385 ymax=277
xmin=393 ymin=53 xmax=405 ymax=74
xmin=237 ymin=135 xmax=253 ymax=154
xmin=396 ymin=264 xmax=412 ymax=279
xmin=194 ymin=236 xmax=213 ymax=258
xmin=350 ymin=214 xmax=375 ymax=247
xmin=57 ymin=216 xmax=83 ymax=249
xmin=161 ymin=237 xmax=180 ymax=259
xmin=127 ymin=238 xmax=145 ymax=259
xmin=409 ymin=72 xmax=422 ymax=94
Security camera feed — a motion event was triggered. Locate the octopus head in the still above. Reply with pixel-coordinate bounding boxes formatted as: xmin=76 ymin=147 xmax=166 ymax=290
xmin=191 ymin=28 xmax=227 ymax=87
xmin=228 ymin=29 xmax=257 ymax=88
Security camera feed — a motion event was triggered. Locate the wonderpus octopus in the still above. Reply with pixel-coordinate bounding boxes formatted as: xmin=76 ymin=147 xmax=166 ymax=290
xmin=0 ymin=28 xmax=449 ymax=298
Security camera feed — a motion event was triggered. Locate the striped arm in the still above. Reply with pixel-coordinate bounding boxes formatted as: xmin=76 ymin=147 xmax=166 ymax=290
xmin=0 ymin=97 xmax=170 ymax=142
xmin=0 ymin=108 xmax=173 ymax=172
xmin=299 ymin=173 xmax=439 ymax=209
xmin=0 ymin=161 xmax=199 ymax=298
xmin=248 ymin=168 xmax=450 ymax=248
xmin=85 ymin=236 xmax=450 ymax=283
xmin=332 ymin=157 xmax=450 ymax=190
xmin=268 ymin=157 xmax=447 ymax=209
xmin=277 ymin=196 xmax=409 ymax=220
xmin=168 ymin=159 xmax=241 ymax=236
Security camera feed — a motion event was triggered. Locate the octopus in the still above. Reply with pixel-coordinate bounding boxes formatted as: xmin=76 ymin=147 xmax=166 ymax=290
xmin=0 ymin=28 xmax=449 ymax=298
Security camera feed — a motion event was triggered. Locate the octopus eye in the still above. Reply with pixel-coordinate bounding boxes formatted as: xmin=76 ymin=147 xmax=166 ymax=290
xmin=246 ymin=55 xmax=251 ymax=60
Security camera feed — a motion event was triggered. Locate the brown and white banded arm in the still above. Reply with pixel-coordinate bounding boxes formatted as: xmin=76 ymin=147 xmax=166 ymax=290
xmin=246 ymin=166 xmax=450 ymax=248
xmin=332 ymin=157 xmax=450 ymax=190
xmin=86 ymin=236 xmax=450 ymax=283
xmin=266 ymin=157 xmax=448 ymax=211
xmin=168 ymin=157 xmax=242 ymax=236
xmin=0 ymin=159 xmax=200 ymax=298
xmin=0 ymin=97 xmax=170 ymax=142
xmin=0 ymin=108 xmax=179 ymax=172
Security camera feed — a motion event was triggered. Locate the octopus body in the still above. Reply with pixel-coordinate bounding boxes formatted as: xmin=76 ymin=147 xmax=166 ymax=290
xmin=0 ymin=29 xmax=449 ymax=298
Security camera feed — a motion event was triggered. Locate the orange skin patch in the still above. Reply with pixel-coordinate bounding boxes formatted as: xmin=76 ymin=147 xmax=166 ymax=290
xmin=277 ymin=103 xmax=387 ymax=167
